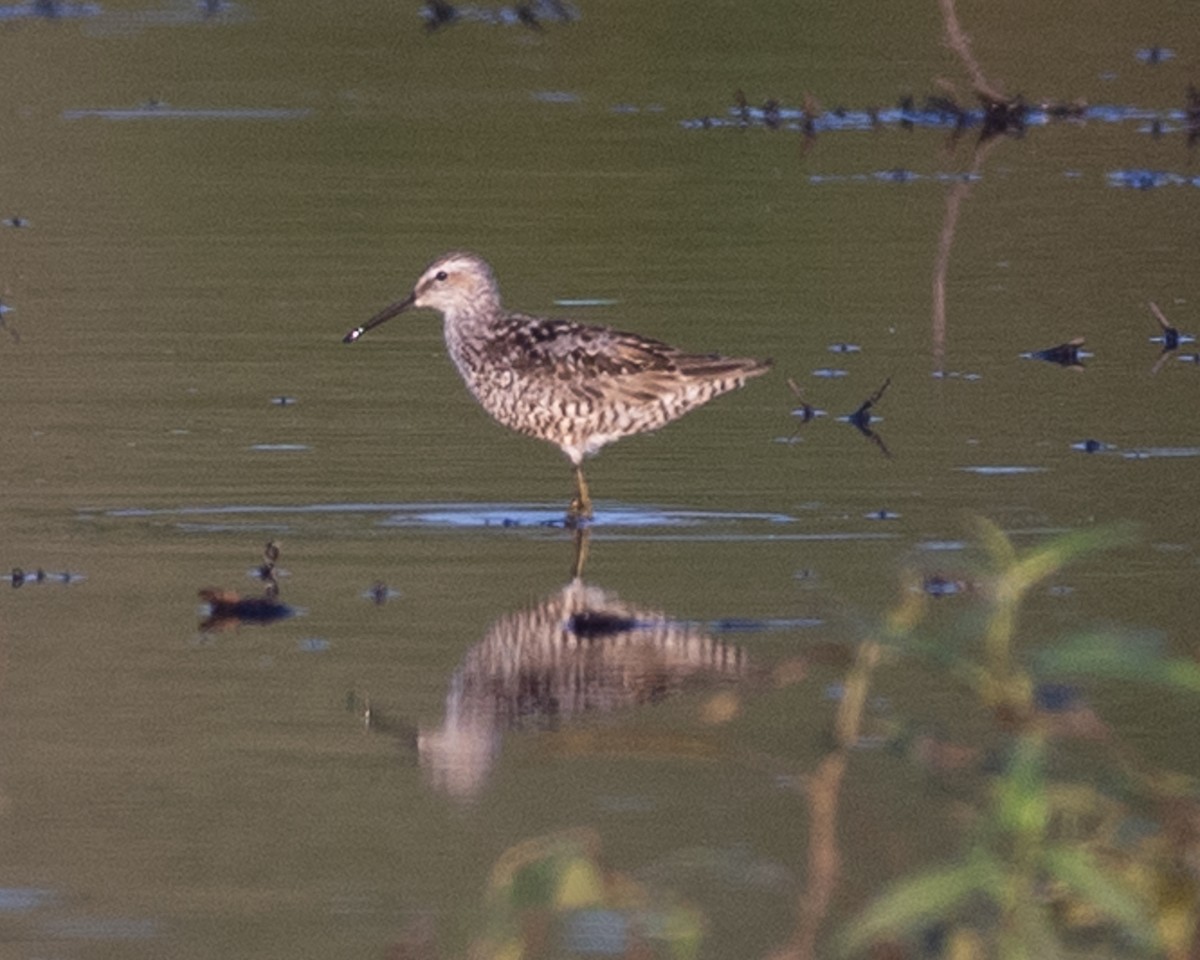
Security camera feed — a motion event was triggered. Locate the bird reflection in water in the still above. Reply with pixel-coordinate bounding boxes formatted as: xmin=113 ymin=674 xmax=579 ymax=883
xmin=359 ymin=532 xmax=750 ymax=800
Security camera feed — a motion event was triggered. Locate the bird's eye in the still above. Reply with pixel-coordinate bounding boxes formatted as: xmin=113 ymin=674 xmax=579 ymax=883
xmin=435 ymin=270 xmax=448 ymax=281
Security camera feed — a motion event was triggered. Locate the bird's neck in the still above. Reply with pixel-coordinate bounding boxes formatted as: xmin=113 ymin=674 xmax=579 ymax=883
xmin=442 ymin=303 xmax=508 ymax=374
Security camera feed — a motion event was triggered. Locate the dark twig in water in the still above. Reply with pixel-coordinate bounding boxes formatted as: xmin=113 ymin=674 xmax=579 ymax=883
xmin=1147 ymin=302 xmax=1194 ymax=374
xmin=11 ymin=567 xmax=43 ymax=587
xmin=845 ymin=378 xmax=893 ymax=459
xmin=978 ymin=92 xmax=1028 ymax=141
xmin=762 ymin=98 xmax=782 ymax=130
xmin=255 ymin=539 xmax=282 ymax=597
xmin=732 ymin=89 xmax=789 ymax=133
xmin=850 ymin=378 xmax=891 ymax=426
xmin=786 ymin=377 xmax=819 ymax=424
xmin=1149 ymin=302 xmax=1179 ymax=350
xmin=346 ymin=691 xmax=421 ymax=747
xmin=1024 ymin=337 xmax=1088 ymax=370
xmin=801 ymin=93 xmax=821 ymax=141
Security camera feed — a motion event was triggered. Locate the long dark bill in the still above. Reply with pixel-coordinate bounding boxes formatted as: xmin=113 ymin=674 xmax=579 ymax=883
xmin=342 ymin=292 xmax=416 ymax=344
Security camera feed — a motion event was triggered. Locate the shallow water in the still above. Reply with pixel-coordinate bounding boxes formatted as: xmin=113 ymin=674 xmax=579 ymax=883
xmin=3 ymin=1 xmax=1200 ymax=956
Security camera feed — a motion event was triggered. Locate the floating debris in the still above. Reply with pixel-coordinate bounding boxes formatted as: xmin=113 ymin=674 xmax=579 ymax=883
xmin=809 ymin=171 xmax=982 ymax=185
xmin=1107 ymin=169 xmax=1200 ymax=190
xmin=530 ymin=91 xmax=579 ymax=104
xmin=876 ymin=168 xmax=921 ymax=183
xmin=0 ymin=0 xmax=100 ymax=19
xmin=609 ymin=103 xmax=664 ymax=115
xmin=6 ymin=567 xmax=86 ymax=587
xmin=1121 ymin=446 xmax=1200 ymax=460
xmin=930 ymin=370 xmax=983 ymax=381
xmin=1135 ymin=46 xmax=1175 ymax=65
xmin=922 ymin=574 xmax=971 ymax=597
xmin=683 ymin=91 xmax=1199 ymax=150
xmin=1021 ymin=337 xmax=1090 ymax=369
xmin=421 ymin=0 xmax=456 ymax=29
xmin=421 ymin=0 xmax=578 ymax=30
xmin=364 ymin=581 xmax=400 ymax=604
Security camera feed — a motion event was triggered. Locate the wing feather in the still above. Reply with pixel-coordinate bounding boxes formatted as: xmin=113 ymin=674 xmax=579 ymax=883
xmin=492 ymin=315 xmax=769 ymax=384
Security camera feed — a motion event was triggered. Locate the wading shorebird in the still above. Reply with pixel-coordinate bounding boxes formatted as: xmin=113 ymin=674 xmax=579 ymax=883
xmin=342 ymin=251 xmax=772 ymax=524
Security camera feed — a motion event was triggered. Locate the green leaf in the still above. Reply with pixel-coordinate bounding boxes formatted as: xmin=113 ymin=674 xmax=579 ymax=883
xmin=994 ymin=736 xmax=1049 ymax=839
xmin=1035 ymin=633 xmax=1200 ymax=694
xmin=836 ymin=854 xmax=1003 ymax=958
xmin=1040 ymin=845 xmax=1160 ymax=948
xmin=1001 ymin=523 xmax=1137 ymax=595
xmin=974 ymin=517 xmax=1018 ymax=569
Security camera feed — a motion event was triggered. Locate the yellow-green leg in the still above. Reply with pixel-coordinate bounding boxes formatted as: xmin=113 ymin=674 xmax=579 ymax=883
xmin=567 ymin=463 xmax=593 ymax=526
xmin=570 ymin=527 xmax=591 ymax=580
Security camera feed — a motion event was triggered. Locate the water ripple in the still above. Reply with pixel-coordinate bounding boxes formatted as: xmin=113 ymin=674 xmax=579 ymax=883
xmin=88 ymin=501 xmax=918 ymax=542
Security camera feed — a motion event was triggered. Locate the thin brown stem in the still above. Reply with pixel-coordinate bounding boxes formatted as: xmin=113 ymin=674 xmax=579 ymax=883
xmin=931 ymin=135 xmax=1003 ymax=372
xmin=938 ymin=0 xmax=1006 ymax=103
